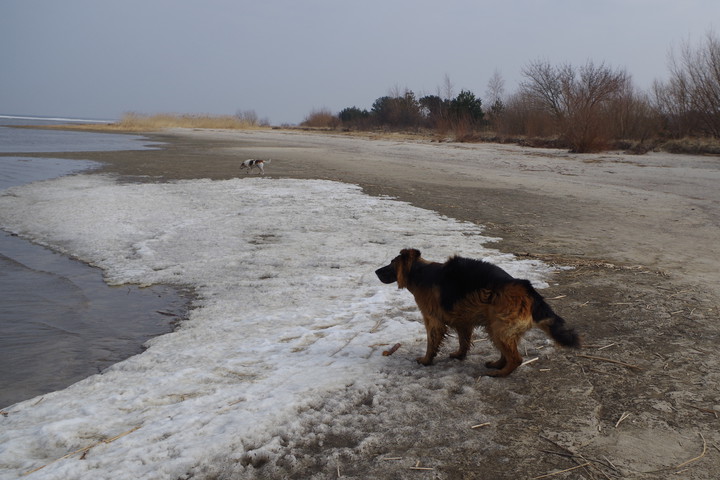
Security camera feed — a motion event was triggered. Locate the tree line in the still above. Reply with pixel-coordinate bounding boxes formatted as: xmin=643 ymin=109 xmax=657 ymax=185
xmin=301 ymin=32 xmax=720 ymax=154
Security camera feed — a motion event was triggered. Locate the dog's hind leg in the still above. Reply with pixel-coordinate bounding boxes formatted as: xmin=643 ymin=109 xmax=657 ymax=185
xmin=485 ymin=333 xmax=523 ymax=377
xmin=450 ymin=324 xmax=474 ymax=360
xmin=484 ymin=324 xmax=508 ymax=371
xmin=417 ymin=315 xmax=447 ymax=366
xmin=484 ymin=314 xmax=528 ymax=376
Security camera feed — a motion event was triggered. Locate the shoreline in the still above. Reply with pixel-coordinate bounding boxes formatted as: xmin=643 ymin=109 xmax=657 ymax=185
xmin=0 ymin=130 xmax=191 ymax=409
xmin=59 ymin=127 xmax=720 ymax=296
xmin=3 ymin=127 xmax=719 ymax=478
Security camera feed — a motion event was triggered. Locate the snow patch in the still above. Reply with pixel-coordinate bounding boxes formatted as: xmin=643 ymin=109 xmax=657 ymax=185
xmin=0 ymin=176 xmax=553 ymax=479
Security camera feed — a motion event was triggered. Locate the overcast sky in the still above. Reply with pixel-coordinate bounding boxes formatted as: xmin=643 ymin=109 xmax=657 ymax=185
xmin=1 ymin=1 xmax=717 ymax=125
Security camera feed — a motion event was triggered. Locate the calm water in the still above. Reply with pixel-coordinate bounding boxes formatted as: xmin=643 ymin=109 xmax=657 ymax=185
xmin=0 ymin=121 xmax=161 ymax=154
xmin=0 ymin=116 xmax=188 ymax=408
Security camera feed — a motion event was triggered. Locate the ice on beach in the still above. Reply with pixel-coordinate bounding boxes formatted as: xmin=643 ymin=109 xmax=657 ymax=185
xmin=0 ymin=175 xmax=553 ymax=479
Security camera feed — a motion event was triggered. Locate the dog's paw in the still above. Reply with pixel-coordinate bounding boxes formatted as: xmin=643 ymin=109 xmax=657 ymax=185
xmin=416 ymin=356 xmax=434 ymax=366
xmin=449 ymin=351 xmax=467 ymax=360
xmin=485 ymin=359 xmax=505 ymax=369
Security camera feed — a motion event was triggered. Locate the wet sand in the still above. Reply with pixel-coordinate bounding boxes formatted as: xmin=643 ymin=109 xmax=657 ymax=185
xmin=19 ymin=128 xmax=720 ymax=478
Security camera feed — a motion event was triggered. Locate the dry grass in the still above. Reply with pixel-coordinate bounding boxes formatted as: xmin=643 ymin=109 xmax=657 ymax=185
xmin=114 ymin=113 xmax=261 ymax=131
xmin=24 ymin=113 xmax=267 ymax=133
xmin=660 ymin=136 xmax=720 ymax=155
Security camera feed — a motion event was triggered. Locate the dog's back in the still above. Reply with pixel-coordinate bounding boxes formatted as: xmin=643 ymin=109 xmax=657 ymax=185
xmin=438 ymin=256 xmax=513 ymax=311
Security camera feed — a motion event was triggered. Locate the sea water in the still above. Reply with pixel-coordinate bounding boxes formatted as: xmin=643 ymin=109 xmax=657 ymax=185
xmin=0 ymin=116 xmax=187 ymax=408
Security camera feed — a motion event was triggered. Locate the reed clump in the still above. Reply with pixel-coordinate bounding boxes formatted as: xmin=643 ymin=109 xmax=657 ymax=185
xmin=115 ymin=112 xmax=261 ymax=131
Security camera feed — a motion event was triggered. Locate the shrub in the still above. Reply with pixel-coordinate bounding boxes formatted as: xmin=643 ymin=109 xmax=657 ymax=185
xmin=520 ymin=60 xmax=628 ymax=152
xmin=300 ymin=108 xmax=340 ymax=129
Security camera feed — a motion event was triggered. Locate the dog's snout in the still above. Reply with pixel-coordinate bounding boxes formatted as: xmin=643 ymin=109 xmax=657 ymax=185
xmin=375 ymin=264 xmax=397 ymax=284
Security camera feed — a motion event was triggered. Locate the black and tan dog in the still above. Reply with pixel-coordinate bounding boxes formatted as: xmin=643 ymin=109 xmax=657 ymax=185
xmin=375 ymin=249 xmax=580 ymax=377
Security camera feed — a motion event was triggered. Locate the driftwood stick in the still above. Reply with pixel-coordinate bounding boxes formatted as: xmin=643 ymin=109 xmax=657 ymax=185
xmin=382 ymin=343 xmax=402 ymax=356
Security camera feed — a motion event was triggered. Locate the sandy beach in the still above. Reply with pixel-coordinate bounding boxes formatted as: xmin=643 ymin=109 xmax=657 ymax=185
xmin=11 ymin=128 xmax=720 ymax=478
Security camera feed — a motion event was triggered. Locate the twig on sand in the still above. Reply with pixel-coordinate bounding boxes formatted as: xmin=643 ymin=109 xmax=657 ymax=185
xmin=615 ymin=411 xmax=631 ymax=428
xmin=408 ymin=461 xmax=434 ymax=471
xmin=576 ymin=354 xmax=641 ymax=370
xmin=521 ymin=357 xmax=539 ymax=367
xmin=673 ymin=432 xmax=707 ymax=470
xmin=540 ymin=436 xmax=617 ymax=478
xmin=471 ymin=422 xmax=491 ymax=429
xmin=532 ymin=462 xmax=591 ymax=479
xmin=23 ymin=426 xmax=141 ymax=476
xmin=683 ymin=403 xmax=719 ymax=419
xmin=638 ymin=432 xmax=708 ymax=475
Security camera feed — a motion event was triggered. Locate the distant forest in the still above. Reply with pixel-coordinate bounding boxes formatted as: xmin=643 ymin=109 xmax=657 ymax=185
xmin=299 ymin=32 xmax=720 ymax=154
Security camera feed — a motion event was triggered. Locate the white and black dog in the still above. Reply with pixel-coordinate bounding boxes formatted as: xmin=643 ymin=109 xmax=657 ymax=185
xmin=240 ymin=158 xmax=271 ymax=175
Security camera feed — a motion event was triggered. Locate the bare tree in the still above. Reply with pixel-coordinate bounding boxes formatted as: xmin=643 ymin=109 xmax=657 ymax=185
xmin=236 ymin=109 xmax=259 ymax=126
xmin=608 ymin=76 xmax=658 ymax=143
xmin=520 ymin=60 xmax=628 ymax=152
xmin=654 ymin=32 xmax=720 ymax=137
xmin=520 ymin=60 xmax=569 ymax=121
xmin=441 ymin=74 xmax=455 ymax=102
xmin=485 ymin=69 xmax=506 ymax=128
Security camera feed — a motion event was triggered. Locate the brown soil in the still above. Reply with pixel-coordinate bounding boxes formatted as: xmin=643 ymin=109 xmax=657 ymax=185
xmin=23 ymin=128 xmax=720 ymax=479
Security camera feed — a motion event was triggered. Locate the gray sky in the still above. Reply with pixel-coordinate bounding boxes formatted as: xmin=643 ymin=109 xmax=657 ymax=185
xmin=1 ymin=1 xmax=717 ymax=125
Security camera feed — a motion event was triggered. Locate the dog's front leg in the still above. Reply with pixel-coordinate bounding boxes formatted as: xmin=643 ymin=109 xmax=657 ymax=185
xmin=417 ymin=315 xmax=447 ymax=366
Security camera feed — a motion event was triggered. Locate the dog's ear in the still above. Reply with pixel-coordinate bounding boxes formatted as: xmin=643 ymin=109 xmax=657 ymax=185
xmin=396 ymin=249 xmax=420 ymax=288
xmin=400 ymin=248 xmax=421 ymax=260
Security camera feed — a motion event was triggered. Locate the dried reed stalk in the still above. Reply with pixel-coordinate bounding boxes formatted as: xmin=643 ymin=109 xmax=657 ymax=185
xmin=23 ymin=426 xmax=141 ymax=476
xmin=576 ymin=354 xmax=641 ymax=370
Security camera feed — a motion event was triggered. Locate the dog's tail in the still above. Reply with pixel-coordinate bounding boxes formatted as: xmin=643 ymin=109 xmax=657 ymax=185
xmin=522 ymin=280 xmax=580 ymax=348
